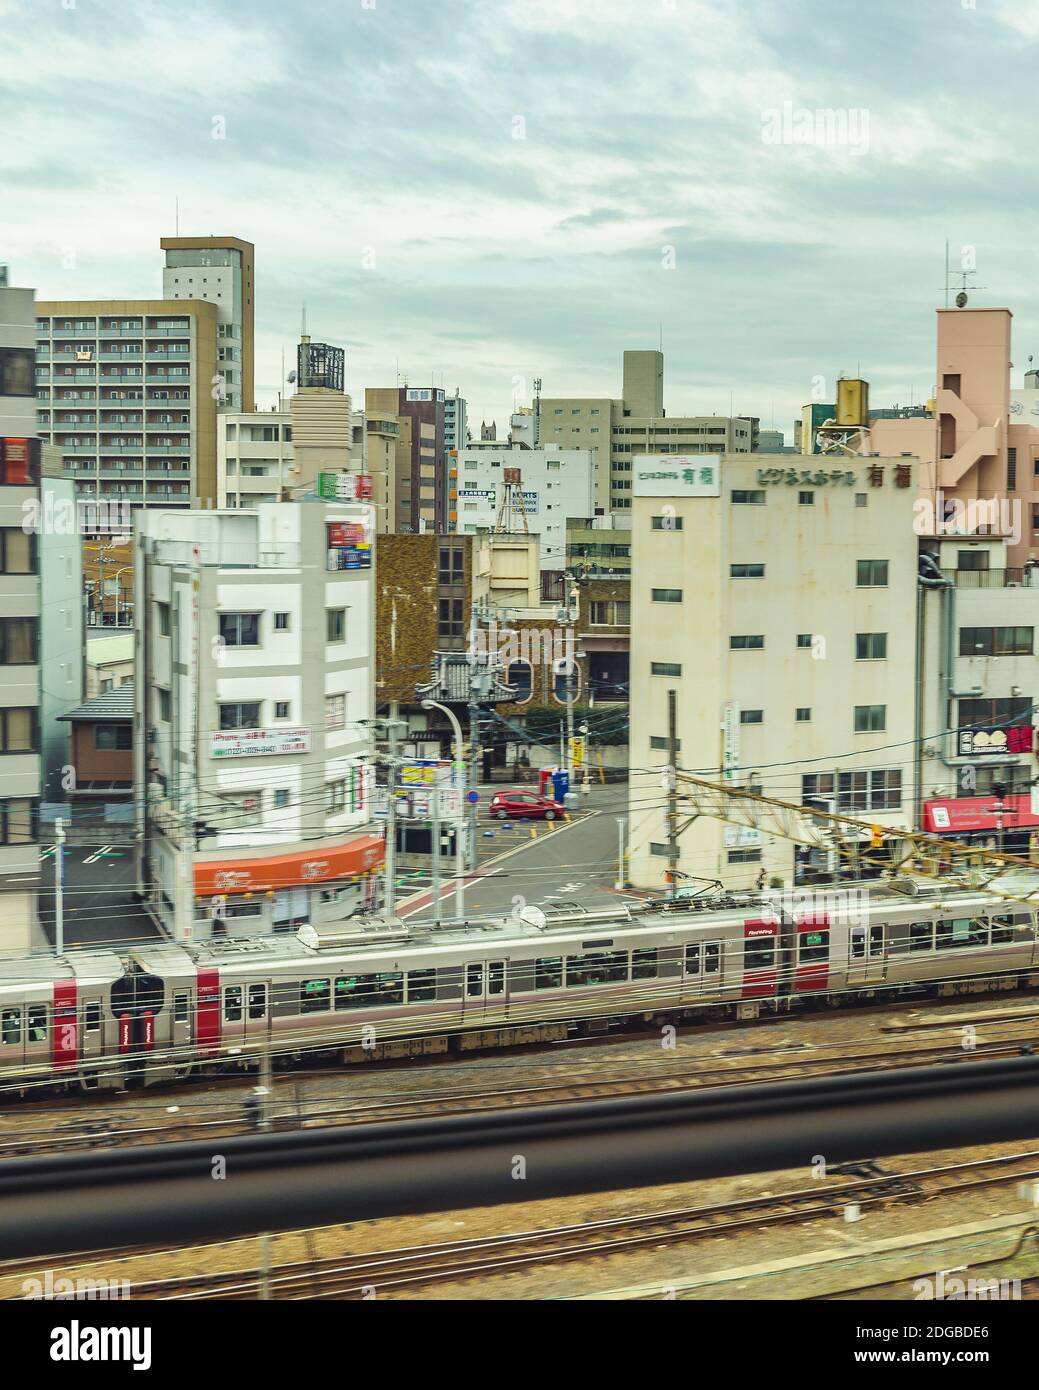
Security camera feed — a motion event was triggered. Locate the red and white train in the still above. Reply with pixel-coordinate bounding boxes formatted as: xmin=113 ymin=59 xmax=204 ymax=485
xmin=0 ymin=886 xmax=1035 ymax=1092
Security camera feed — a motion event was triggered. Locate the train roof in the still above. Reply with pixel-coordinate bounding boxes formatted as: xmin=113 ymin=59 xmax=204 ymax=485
xmin=0 ymin=951 xmax=124 ymax=989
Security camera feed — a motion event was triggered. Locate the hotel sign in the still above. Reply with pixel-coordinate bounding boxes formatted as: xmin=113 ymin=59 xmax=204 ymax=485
xmin=632 ymin=455 xmax=721 ymax=497
xmin=210 ymin=727 xmax=312 ymax=760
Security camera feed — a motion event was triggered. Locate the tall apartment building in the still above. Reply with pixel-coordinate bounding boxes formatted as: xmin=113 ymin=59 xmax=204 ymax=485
xmin=35 ymin=298 xmax=219 ymax=516
xmin=160 ymin=236 xmax=255 ymax=412
xmin=219 ymin=409 xmax=292 ymax=507
xmin=134 ymin=502 xmax=382 ymax=942
xmin=536 ymin=350 xmax=756 ymax=513
xmin=366 ymin=386 xmax=446 ymax=531
xmin=628 ymin=453 xmax=920 ymax=891
xmin=444 ymin=390 xmax=467 ymax=454
xmin=0 ymin=279 xmax=43 ymax=950
xmin=454 ymin=442 xmax=597 ymax=572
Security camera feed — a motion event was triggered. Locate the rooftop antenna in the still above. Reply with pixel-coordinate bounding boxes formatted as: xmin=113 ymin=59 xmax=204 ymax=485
xmin=941 ymin=240 xmax=986 ymax=308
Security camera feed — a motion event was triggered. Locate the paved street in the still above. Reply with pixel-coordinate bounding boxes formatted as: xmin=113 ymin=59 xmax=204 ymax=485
xmin=37 ymin=839 xmax=159 ymax=950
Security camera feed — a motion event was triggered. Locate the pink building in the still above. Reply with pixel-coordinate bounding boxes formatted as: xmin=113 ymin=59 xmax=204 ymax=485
xmin=871 ymin=307 xmax=1039 ymax=568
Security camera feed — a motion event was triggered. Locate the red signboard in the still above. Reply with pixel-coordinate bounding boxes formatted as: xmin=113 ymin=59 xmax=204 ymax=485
xmin=922 ymin=794 xmax=1039 ymax=834
xmin=193 ymin=833 xmax=384 ymax=896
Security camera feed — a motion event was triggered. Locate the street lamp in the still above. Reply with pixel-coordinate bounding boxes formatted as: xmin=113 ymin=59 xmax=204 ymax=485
xmin=421 ymin=699 xmax=466 ymax=922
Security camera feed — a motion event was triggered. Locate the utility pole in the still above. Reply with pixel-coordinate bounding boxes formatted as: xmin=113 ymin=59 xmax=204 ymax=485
xmin=379 ymin=716 xmax=406 ymax=917
xmin=430 ymin=783 xmax=442 ymax=926
xmin=467 ymin=599 xmax=482 ymax=872
xmin=667 ymin=688 xmax=679 ymax=901
xmin=422 ymin=699 xmax=466 ymax=921
xmin=615 ymin=816 xmax=626 ymax=890
xmin=54 ymin=816 xmax=65 ymax=954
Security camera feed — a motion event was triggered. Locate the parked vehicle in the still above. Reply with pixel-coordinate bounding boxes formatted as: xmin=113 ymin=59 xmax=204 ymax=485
xmin=488 ymin=790 xmax=565 ymax=821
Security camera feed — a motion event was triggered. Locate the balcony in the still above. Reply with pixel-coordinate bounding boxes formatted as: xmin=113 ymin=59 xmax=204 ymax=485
xmin=940 ymin=567 xmax=1034 ymax=589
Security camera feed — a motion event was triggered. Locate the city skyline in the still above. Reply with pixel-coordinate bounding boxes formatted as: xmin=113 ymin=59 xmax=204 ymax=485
xmin=4 ymin=0 xmax=1039 ymax=432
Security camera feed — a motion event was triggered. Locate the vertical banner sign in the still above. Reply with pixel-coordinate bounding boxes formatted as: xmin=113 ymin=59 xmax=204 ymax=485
xmin=723 ymin=701 xmax=740 ymax=783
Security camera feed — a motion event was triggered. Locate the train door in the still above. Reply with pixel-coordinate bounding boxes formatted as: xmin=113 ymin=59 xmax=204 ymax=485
xmin=742 ymin=919 xmax=778 ymax=999
xmin=79 ymin=995 xmax=104 ymax=1063
xmin=462 ymin=959 xmax=508 ymax=1022
xmin=847 ymin=923 xmax=885 ymax=986
xmin=244 ymin=980 xmax=271 ymax=1047
xmin=172 ymin=987 xmax=193 ymax=1050
xmin=221 ymin=980 xmax=247 ymax=1044
xmin=684 ymin=939 xmax=723 ymax=998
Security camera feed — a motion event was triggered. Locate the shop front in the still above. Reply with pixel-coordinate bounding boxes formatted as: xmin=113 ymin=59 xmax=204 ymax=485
xmin=921 ymin=795 xmax=1039 ymax=859
xmin=192 ymin=834 xmax=384 ymax=940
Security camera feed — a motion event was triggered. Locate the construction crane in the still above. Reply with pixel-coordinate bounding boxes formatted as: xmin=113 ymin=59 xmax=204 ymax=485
xmin=674 ymin=773 xmax=1039 ymax=908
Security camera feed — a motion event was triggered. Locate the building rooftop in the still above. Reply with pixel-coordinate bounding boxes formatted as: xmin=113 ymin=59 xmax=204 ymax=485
xmin=59 ymin=685 xmax=134 ymax=722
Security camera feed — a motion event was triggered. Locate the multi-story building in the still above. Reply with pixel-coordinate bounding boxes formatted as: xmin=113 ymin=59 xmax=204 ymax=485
xmin=0 ymin=278 xmax=44 ymax=949
xmin=38 ymin=463 xmax=84 ymax=799
xmin=134 ymin=502 xmax=382 ymax=941
xmin=366 ymin=386 xmax=446 ymax=532
xmin=219 ymin=409 xmax=292 ymax=507
xmin=454 ymin=442 xmax=597 ymax=573
xmin=444 ymin=390 xmax=467 ymax=454
xmin=35 ymin=297 xmax=219 ymax=517
xmin=160 ymin=236 xmax=255 ymax=412
xmin=628 ymin=452 xmax=920 ymax=891
xmin=536 ymin=350 xmax=756 ymax=513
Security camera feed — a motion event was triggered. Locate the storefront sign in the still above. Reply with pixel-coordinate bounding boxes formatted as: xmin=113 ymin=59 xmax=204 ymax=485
xmin=633 ymin=455 xmax=721 ymax=497
xmin=957 ymin=726 xmax=1033 ymax=756
xmin=922 ymin=795 xmax=1039 ymax=834
xmin=194 ymin=834 xmax=384 ymax=895
xmin=210 ymin=728 xmax=311 ymax=759
xmin=318 ymin=472 xmax=373 ymax=501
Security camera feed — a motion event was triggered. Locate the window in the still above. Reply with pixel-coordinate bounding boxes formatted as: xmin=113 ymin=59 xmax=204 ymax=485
xmin=438 ymin=546 xmax=465 ymax=584
xmin=936 ymin=917 xmax=988 ymax=951
xmin=407 ymin=969 xmax=436 ymax=1002
xmin=0 ymin=617 xmax=38 ymax=665
xmin=300 ymin=979 xmax=331 ymax=1013
xmin=157 ymin=602 xmax=171 ymax=636
xmin=590 ymin=601 xmax=631 ymax=625
xmin=0 ymin=436 xmax=40 ymax=484
xmin=274 ymin=612 xmax=290 ymax=631
xmin=0 ymin=708 xmax=37 ymax=753
xmin=0 ymin=798 xmax=37 ymax=845
xmin=730 ymin=635 xmax=764 ymax=650
xmin=649 ymin=736 xmax=681 ymax=751
xmin=855 ymin=493 xmax=867 ymax=508
xmin=94 ymin=724 xmax=131 ymax=751
xmin=219 ymin=702 xmax=261 ymax=730
xmin=488 ymin=961 xmax=505 ymax=996
xmin=507 ymin=661 xmax=532 ymax=699
xmin=651 ymin=588 xmax=682 ymax=603
xmin=326 ymin=608 xmax=346 ymax=642
xmin=730 ymin=563 xmax=765 ymax=578
xmin=631 ymin=948 xmax=658 ymax=979
xmin=651 ymin=515 xmax=683 ymax=531
xmin=796 ymin=707 xmax=811 ymax=722
xmin=218 ymin=612 xmax=260 ymax=647
xmin=744 ymin=934 xmax=774 ymax=969
xmin=740 ymin=709 xmax=763 ymax=724
xmin=325 ymin=694 xmax=346 ymax=730
xmin=223 ymin=986 xmax=243 ymax=1022
xmin=275 ymin=701 xmax=289 ymax=720
xmin=1008 ymin=448 xmax=1017 ymax=491
xmin=856 ymin=559 xmax=889 ymax=587
xmin=798 ymin=491 xmax=814 ymax=505
xmin=731 ymin=490 xmax=766 ymax=504
xmin=685 ymin=943 xmax=700 ymax=975
xmin=566 ymin=951 xmax=628 ymax=987
xmin=438 ymin=598 xmax=464 ymax=636
xmin=651 ymin=662 xmax=682 ymax=677
xmin=335 ymin=972 xmax=404 ymax=1009
xmin=0 ymin=528 xmax=36 ymax=574
xmin=326 ymin=780 xmax=346 ymax=814
xmin=855 ymin=632 xmax=888 ymax=660
xmin=157 ymin=688 xmax=171 ymax=722
xmin=957 ymin=697 xmax=1031 ymax=730
xmin=84 ymin=1002 xmax=101 ymax=1034
xmin=534 ymin=957 xmax=563 ymax=990
xmin=796 ymin=633 xmax=813 ymax=649
xmin=273 ymin=789 xmax=290 ymax=809
xmin=728 ymin=848 xmax=762 ymax=863
xmin=27 ymin=1006 xmax=47 ymax=1043
xmin=1 ymin=1008 xmax=21 ymax=1044
xmin=799 ymin=930 xmax=829 ymax=963
xmin=0 ymin=347 xmax=35 ymax=397
xmin=959 ymin=626 xmax=1033 ymax=656
xmin=248 ymin=984 xmax=267 ymax=1020
xmin=854 ymin=705 xmax=886 ymax=733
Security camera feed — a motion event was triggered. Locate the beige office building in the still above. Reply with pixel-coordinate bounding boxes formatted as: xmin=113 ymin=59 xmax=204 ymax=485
xmin=537 ymin=350 xmax=756 ymax=514
xmin=627 ymin=453 xmax=920 ymax=891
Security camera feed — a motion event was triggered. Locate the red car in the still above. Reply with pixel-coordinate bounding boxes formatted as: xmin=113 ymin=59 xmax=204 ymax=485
xmin=488 ymin=789 xmax=564 ymax=821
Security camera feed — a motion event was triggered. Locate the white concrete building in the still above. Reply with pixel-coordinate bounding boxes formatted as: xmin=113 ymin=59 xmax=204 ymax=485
xmin=454 ymin=442 xmax=597 ymax=573
xmin=628 ymin=453 xmax=921 ymax=891
xmin=218 ymin=409 xmax=292 ymax=508
xmin=134 ymin=501 xmax=382 ymax=941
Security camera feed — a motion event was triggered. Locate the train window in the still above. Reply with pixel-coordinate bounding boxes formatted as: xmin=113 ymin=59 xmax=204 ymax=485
xmin=799 ymin=931 xmax=829 ymax=964
xmin=909 ymin=921 xmax=934 ymax=952
xmin=535 ymin=957 xmax=563 ymax=990
xmin=685 ymin=943 xmax=700 ymax=975
xmin=27 ymin=1006 xmax=47 ymax=1043
xmin=851 ymin=929 xmax=865 ymax=959
xmin=567 ymin=951 xmax=628 ymax=987
xmin=300 ymin=979 xmax=330 ymax=1014
xmin=407 ymin=969 xmax=436 ymax=1002
xmin=631 ymin=948 xmax=658 ymax=980
xmin=335 ymin=973 xmax=404 ymax=1009
xmin=466 ymin=965 xmax=484 ymax=997
xmin=248 ymin=984 xmax=267 ymax=1020
xmin=870 ymin=925 xmax=883 ymax=956
xmin=704 ymin=943 xmax=720 ymax=974
xmin=936 ymin=918 xmax=987 ymax=951
xmin=744 ymin=937 xmax=775 ymax=971
xmin=174 ymin=992 xmax=189 ymax=1023
xmin=84 ymin=1003 xmax=101 ymax=1033
xmin=992 ymin=915 xmax=1015 ymax=945
xmin=1 ymin=1008 xmax=21 ymax=1044
xmin=223 ymin=986 xmax=243 ymax=1022
xmin=488 ymin=961 xmax=505 ymax=996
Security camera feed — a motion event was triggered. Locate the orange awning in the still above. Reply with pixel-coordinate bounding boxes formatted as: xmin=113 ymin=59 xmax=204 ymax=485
xmin=194 ymin=834 xmax=384 ymax=896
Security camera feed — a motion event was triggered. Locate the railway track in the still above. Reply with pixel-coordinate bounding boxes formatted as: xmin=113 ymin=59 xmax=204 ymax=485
xmin=2 ymin=1029 xmax=1038 ymax=1158
xmin=7 ymin=1148 xmax=1038 ymax=1301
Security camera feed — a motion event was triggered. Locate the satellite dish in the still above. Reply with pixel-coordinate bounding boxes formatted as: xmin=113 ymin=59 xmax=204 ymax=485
xmin=955 ymin=291 xmax=968 ymax=308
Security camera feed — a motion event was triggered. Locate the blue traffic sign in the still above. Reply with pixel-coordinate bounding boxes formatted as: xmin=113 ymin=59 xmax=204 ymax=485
xmin=467 ymin=791 xmax=480 ymax=803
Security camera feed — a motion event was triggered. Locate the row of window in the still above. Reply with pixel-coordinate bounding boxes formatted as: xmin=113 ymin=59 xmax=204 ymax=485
xmin=802 ymin=770 xmax=903 ymax=811
xmin=214 ymin=609 xmax=347 ymax=646
xmin=959 ymin=626 xmax=1034 ymax=657
xmin=154 ymin=692 xmax=349 ymax=732
xmin=650 ymin=562 xmax=890 ymax=604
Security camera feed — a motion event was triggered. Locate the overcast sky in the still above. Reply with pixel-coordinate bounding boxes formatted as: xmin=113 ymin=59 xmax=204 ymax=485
xmin=3 ymin=0 xmax=1036 ymax=439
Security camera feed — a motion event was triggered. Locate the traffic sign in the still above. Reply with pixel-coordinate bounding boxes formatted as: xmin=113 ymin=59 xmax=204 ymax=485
xmin=467 ymin=791 xmax=480 ymax=803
